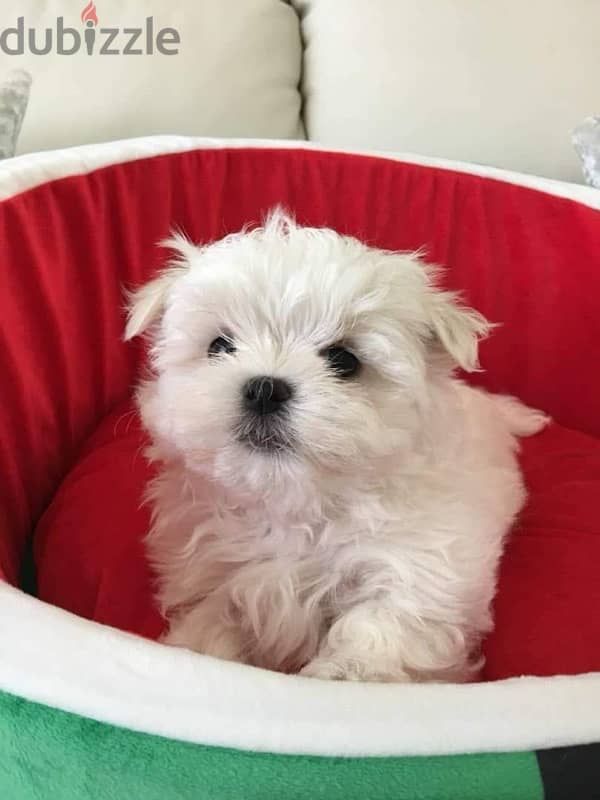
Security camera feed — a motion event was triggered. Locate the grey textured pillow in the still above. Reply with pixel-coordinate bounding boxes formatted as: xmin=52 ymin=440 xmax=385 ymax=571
xmin=0 ymin=69 xmax=31 ymax=159
xmin=573 ymin=116 xmax=600 ymax=189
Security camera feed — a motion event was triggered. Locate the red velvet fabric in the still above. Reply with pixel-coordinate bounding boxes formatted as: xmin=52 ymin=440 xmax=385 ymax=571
xmin=34 ymin=400 xmax=163 ymax=641
xmin=1 ymin=146 xmax=599 ymax=677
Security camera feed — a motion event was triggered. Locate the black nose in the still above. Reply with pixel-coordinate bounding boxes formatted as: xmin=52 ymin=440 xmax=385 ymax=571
xmin=243 ymin=376 xmax=293 ymax=415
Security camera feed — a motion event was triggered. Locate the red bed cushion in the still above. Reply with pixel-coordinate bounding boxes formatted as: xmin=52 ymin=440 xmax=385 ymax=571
xmin=34 ymin=399 xmax=600 ymax=680
xmin=34 ymin=400 xmax=163 ymax=641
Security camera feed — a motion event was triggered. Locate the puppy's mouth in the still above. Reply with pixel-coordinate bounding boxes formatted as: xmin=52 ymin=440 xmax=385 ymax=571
xmin=235 ymin=414 xmax=294 ymax=454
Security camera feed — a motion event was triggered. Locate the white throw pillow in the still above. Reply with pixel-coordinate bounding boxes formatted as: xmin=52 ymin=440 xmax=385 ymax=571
xmin=295 ymin=0 xmax=600 ymax=181
xmin=0 ymin=1 xmax=304 ymax=153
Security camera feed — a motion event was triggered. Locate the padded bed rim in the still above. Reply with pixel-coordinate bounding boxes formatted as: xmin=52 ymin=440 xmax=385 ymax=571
xmin=0 ymin=582 xmax=598 ymax=758
xmin=2 ymin=134 xmax=600 ymax=210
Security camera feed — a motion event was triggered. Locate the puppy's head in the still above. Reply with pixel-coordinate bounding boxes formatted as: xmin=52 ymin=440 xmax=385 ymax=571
xmin=127 ymin=210 xmax=489 ymax=498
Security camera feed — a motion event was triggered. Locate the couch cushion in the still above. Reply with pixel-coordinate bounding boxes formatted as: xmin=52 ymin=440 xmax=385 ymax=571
xmin=0 ymin=1 xmax=304 ymax=153
xmin=295 ymin=0 xmax=600 ymax=181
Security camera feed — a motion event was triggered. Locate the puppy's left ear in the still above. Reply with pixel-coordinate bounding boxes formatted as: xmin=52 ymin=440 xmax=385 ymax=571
xmin=427 ymin=291 xmax=492 ymax=372
xmin=124 ymin=232 xmax=196 ymax=341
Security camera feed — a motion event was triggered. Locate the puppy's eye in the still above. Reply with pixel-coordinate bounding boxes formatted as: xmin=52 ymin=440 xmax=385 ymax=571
xmin=208 ymin=335 xmax=236 ymax=357
xmin=322 ymin=346 xmax=360 ymax=379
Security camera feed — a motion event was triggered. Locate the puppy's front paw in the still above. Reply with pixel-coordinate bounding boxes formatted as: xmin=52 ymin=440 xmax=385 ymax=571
xmin=163 ymin=604 xmax=245 ymax=663
xmin=164 ymin=625 xmax=245 ymax=663
xmin=300 ymin=657 xmax=358 ymax=681
xmin=300 ymin=654 xmax=409 ymax=683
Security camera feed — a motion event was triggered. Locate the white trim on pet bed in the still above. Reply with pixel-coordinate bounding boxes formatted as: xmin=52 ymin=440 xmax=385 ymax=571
xmin=0 ymin=135 xmax=599 ymax=210
xmin=0 ymin=583 xmax=599 ymax=758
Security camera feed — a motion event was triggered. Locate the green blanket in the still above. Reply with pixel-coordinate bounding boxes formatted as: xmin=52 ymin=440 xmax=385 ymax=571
xmin=0 ymin=691 xmax=543 ymax=800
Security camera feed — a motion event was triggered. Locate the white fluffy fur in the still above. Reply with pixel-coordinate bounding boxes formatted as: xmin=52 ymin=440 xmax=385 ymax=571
xmin=126 ymin=209 xmax=548 ymax=683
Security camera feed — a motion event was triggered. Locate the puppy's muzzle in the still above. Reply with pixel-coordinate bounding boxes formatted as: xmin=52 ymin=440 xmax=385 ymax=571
xmin=238 ymin=376 xmax=294 ymax=452
xmin=242 ymin=376 xmax=293 ymax=415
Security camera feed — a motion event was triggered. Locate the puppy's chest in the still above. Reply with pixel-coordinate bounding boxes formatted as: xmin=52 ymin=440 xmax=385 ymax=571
xmin=210 ymin=507 xmax=388 ymax=585
xmin=215 ymin=510 xmax=328 ymax=561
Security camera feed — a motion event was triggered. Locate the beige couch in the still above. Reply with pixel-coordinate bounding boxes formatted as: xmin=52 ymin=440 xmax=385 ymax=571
xmin=1 ymin=0 xmax=597 ymax=182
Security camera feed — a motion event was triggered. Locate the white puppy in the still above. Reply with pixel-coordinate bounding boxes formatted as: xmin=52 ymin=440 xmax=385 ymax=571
xmin=126 ymin=209 xmax=548 ymax=683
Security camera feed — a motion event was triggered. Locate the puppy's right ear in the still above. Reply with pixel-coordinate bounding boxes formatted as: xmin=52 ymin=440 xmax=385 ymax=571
xmin=124 ymin=233 xmax=196 ymax=341
xmin=124 ymin=270 xmax=181 ymax=340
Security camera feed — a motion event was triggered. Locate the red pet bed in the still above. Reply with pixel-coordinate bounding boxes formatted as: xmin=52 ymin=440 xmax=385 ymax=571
xmin=0 ymin=137 xmax=599 ymax=800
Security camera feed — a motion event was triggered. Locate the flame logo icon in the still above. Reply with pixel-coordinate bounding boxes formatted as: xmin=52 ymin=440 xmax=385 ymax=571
xmin=81 ymin=1 xmax=99 ymax=26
